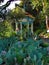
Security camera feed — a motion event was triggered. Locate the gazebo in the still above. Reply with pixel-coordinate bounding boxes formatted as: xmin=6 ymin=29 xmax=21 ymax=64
xmin=16 ymin=12 xmax=35 ymax=37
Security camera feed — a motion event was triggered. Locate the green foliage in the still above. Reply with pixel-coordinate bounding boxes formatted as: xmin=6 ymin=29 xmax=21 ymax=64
xmin=6 ymin=39 xmax=48 ymax=65
xmin=42 ymin=43 xmax=49 ymax=47
xmin=42 ymin=55 xmax=49 ymax=65
xmin=0 ymin=36 xmax=17 ymax=52
xmin=0 ymin=20 xmax=14 ymax=38
xmin=34 ymin=29 xmax=43 ymax=35
xmin=8 ymin=7 xmax=25 ymax=20
xmin=0 ymin=0 xmax=49 ymax=65
xmin=0 ymin=37 xmax=48 ymax=65
xmin=0 ymin=58 xmax=3 ymax=64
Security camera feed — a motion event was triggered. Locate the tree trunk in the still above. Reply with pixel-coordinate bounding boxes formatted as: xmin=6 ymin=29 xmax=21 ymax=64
xmin=46 ymin=15 xmax=49 ymax=32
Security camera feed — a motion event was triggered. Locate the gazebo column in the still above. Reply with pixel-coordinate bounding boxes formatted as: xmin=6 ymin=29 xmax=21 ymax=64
xmin=27 ymin=22 xmax=29 ymax=38
xmin=31 ymin=22 xmax=33 ymax=34
xmin=16 ymin=22 xmax=18 ymax=32
xmin=27 ymin=22 xmax=29 ymax=32
xmin=20 ymin=22 xmax=22 ymax=36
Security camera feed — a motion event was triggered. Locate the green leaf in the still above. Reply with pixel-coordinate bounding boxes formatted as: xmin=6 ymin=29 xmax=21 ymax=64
xmin=0 ymin=58 xmax=3 ymax=64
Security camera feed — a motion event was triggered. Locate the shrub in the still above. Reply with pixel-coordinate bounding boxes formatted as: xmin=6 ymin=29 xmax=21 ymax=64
xmin=0 ymin=20 xmax=14 ymax=38
xmin=0 ymin=39 xmax=48 ymax=65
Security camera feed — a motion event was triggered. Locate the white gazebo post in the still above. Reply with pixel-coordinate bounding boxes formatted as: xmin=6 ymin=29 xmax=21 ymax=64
xmin=20 ymin=22 xmax=22 ymax=36
xmin=31 ymin=22 xmax=33 ymax=34
xmin=27 ymin=22 xmax=29 ymax=32
xmin=16 ymin=22 xmax=18 ymax=32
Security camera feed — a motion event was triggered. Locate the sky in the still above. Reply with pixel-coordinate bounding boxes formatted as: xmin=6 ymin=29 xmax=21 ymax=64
xmin=0 ymin=0 xmax=21 ymax=10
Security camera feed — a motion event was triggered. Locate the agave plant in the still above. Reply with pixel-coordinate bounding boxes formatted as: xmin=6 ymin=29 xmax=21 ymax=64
xmin=0 ymin=36 xmax=48 ymax=65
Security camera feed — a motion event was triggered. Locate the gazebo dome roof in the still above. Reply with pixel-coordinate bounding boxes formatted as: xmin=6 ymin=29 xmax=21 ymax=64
xmin=22 ymin=18 xmax=28 ymax=22
xmin=21 ymin=12 xmax=35 ymax=23
xmin=25 ymin=12 xmax=35 ymax=19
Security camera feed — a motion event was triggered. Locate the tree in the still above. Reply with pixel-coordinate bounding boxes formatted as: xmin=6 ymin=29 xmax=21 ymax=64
xmin=0 ymin=0 xmax=20 ymax=19
xmin=20 ymin=0 xmax=43 ymax=17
